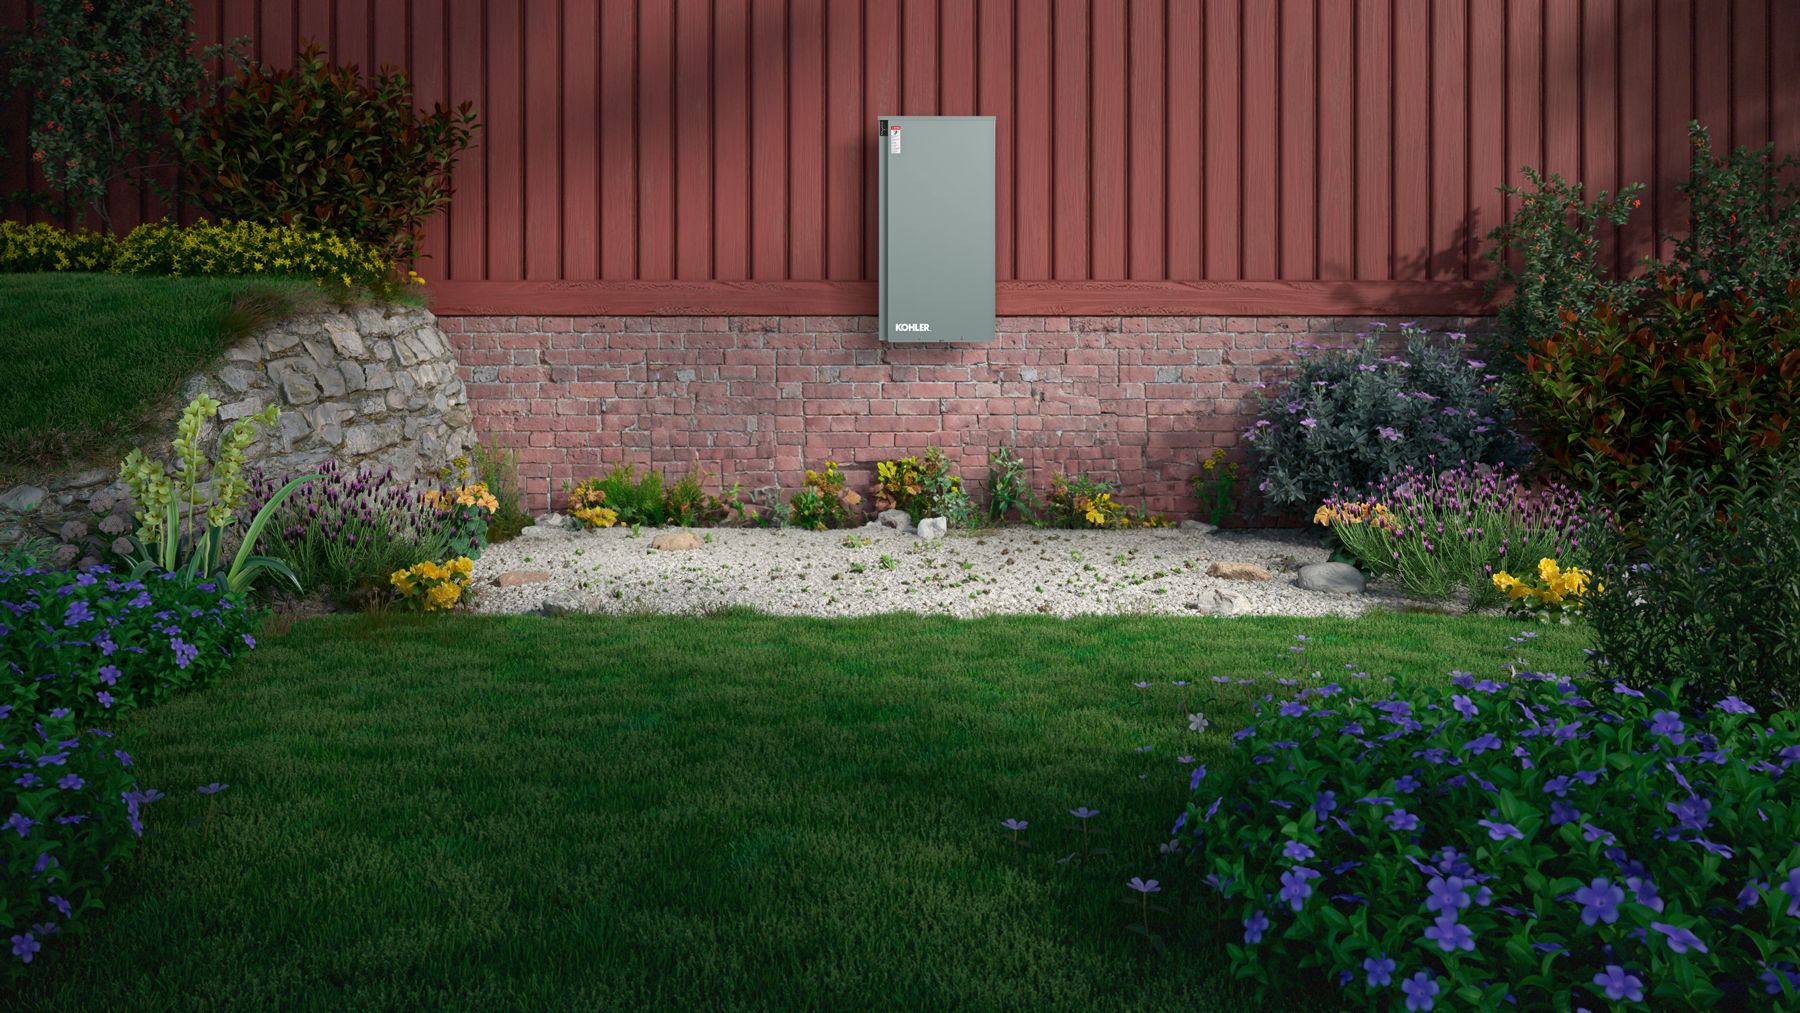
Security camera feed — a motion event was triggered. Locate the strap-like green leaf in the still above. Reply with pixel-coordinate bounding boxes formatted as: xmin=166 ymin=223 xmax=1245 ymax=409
xmin=228 ymin=555 xmax=302 ymax=595
xmin=226 ymin=474 xmax=320 ymax=591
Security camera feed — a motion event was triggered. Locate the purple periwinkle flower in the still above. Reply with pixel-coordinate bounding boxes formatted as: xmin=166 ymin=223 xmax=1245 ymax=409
xmin=1574 ymin=877 xmax=1625 ymax=926
xmin=1363 ymin=953 xmax=1396 ymax=987
xmin=1477 ymin=819 xmax=1523 ymax=841
xmin=1312 ymin=790 xmax=1337 ymax=817
xmin=1423 ymin=912 xmax=1475 ymax=953
xmin=1282 ymin=841 xmax=1315 ymax=861
xmin=1463 ymin=733 xmax=1502 ymax=755
xmin=1784 ymin=868 xmax=1800 ymax=918
xmin=55 ymin=774 xmax=83 ymax=790
xmin=1592 ymin=964 xmax=1644 ymax=1002
xmin=1385 ymin=809 xmax=1419 ymax=831
xmin=4 ymin=813 xmax=37 ymax=839
xmin=1651 ymin=921 xmax=1708 ymax=954
xmin=1425 ymin=876 xmax=1471 ymax=914
xmin=47 ymin=896 xmax=69 ymax=917
xmin=1127 ymin=877 xmax=1161 ymax=894
xmin=1278 ymin=868 xmax=1318 ymax=911
xmin=1400 ymin=969 xmax=1440 ymax=1010
xmin=1717 ymin=695 xmax=1755 ymax=715
xmin=1450 ymin=694 xmax=1477 ymax=718
xmin=197 ymin=783 xmax=229 ymax=795
xmin=1243 ymin=909 xmax=1270 ymax=944
xmin=1189 ymin=766 xmax=1208 ymax=791
xmin=1666 ymin=797 xmax=1712 ymax=833
xmin=1000 ymin=818 xmax=1027 ymax=832
xmin=9 ymin=933 xmax=40 ymax=964
xmin=1648 ymin=709 xmax=1686 ymax=743
xmin=1069 ymin=807 xmax=1098 ymax=820
xmin=97 ymin=664 xmax=121 ymax=685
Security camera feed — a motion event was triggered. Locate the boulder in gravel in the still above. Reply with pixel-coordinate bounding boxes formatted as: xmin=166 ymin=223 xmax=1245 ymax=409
xmin=1206 ymin=561 xmax=1272 ymax=581
xmin=536 ymin=512 xmax=577 ymax=529
xmin=0 ymin=485 xmax=46 ymax=513
xmin=917 ymin=516 xmax=947 ymax=540
xmin=542 ymin=590 xmax=600 ymax=616
xmin=876 ymin=509 xmax=916 ymax=533
xmin=651 ymin=530 xmax=704 ymax=551
xmin=1178 ymin=519 xmax=1218 ymax=535
xmin=1190 ymin=588 xmax=1250 ymax=616
xmin=494 ymin=570 xmax=551 ymax=588
xmin=520 ymin=524 xmax=570 ymax=540
xmin=1297 ymin=561 xmax=1366 ymax=594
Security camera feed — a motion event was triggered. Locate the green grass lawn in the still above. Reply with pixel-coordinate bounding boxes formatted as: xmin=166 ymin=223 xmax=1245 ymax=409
xmin=0 ymin=273 xmax=415 ymax=481
xmin=2 ymin=608 xmax=1596 ymax=1013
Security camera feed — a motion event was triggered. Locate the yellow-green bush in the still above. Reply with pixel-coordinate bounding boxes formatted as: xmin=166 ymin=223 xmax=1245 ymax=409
xmin=0 ymin=221 xmax=118 ymax=273
xmin=110 ymin=219 xmax=413 ymax=296
xmin=0 ymin=218 xmax=416 ymax=297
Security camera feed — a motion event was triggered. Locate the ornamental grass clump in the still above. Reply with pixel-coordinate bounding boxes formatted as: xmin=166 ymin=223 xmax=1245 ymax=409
xmin=243 ymin=460 xmax=465 ymax=603
xmin=1314 ymin=461 xmax=1605 ymax=611
xmin=1180 ymin=644 xmax=1800 ymax=1011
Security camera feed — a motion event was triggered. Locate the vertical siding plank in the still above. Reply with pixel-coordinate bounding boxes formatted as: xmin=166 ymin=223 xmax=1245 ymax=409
xmin=487 ymin=0 xmax=525 ymax=280
xmin=978 ymin=0 xmax=1016 ymax=280
xmin=1732 ymin=0 xmax=1769 ymax=150
xmin=1052 ymin=0 xmax=1089 ymax=279
xmin=1654 ymin=0 xmax=1694 ymax=261
xmin=751 ymin=0 xmax=788 ymax=279
xmin=864 ymin=0 xmax=900 ymax=278
xmin=1616 ymin=0 xmax=1656 ymax=273
xmin=715 ymin=0 xmax=751 ymax=279
xmin=1014 ymin=0 xmax=1053 ymax=280
xmin=940 ymin=0 xmax=977 ymax=114
xmin=1241 ymin=0 xmax=1277 ymax=279
xmin=562 ymin=0 xmax=601 ymax=280
xmin=175 ymin=0 xmax=222 ymax=228
xmin=1467 ymin=0 xmax=1506 ymax=283
xmin=298 ymin=0 xmax=330 ymax=54
xmin=1692 ymin=0 xmax=1729 ymax=147
xmin=1429 ymin=0 xmax=1466 ymax=280
xmin=676 ymin=0 xmax=714 ymax=279
xmin=1774 ymin=1 xmax=1800 ymax=185
xmin=1203 ymin=0 xmax=1241 ymax=279
xmin=788 ymin=0 xmax=825 ymax=279
xmin=1392 ymin=0 xmax=1429 ymax=279
xmin=600 ymin=2 xmax=638 ymax=279
xmin=371 ymin=0 xmax=406 ymax=71
xmin=1316 ymin=0 xmax=1352 ymax=280
xmin=1504 ymin=0 xmax=1542 ymax=275
xmin=447 ymin=0 xmax=487 ymax=281
xmin=259 ymin=0 xmax=296 ymax=67
xmin=1091 ymin=0 xmax=1127 ymax=280
xmin=1543 ymin=0 xmax=1579 ymax=182
xmin=1279 ymin=0 xmax=1315 ymax=279
xmin=1354 ymin=0 xmax=1392 ymax=280
xmin=1166 ymin=0 xmax=1203 ymax=280
xmin=827 ymin=0 xmax=865 ymax=279
xmin=1128 ymin=0 xmax=1166 ymax=280
xmin=525 ymin=0 xmax=563 ymax=280
xmin=336 ymin=0 xmax=372 ymax=73
xmin=903 ymin=0 xmax=939 ymax=112
xmin=413 ymin=0 xmax=452 ymax=275
xmin=1580 ymin=0 xmax=1619 ymax=276
xmin=639 ymin=0 xmax=676 ymax=280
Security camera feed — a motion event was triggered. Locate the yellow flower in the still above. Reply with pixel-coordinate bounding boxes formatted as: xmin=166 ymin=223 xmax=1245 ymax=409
xmin=428 ymin=582 xmax=461 ymax=610
xmin=1537 ymin=557 xmax=1562 ymax=582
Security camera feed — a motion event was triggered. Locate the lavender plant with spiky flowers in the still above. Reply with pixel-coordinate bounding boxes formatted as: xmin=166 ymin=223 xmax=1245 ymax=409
xmin=1316 ymin=458 xmax=1613 ymax=609
xmin=241 ymin=461 xmax=469 ymax=598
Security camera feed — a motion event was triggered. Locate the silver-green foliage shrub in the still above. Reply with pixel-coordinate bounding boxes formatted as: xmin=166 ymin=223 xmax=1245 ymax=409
xmin=1243 ymin=324 xmax=1541 ymax=516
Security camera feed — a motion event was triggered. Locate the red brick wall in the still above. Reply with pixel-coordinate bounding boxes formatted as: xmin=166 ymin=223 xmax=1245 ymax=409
xmin=441 ymin=314 xmax=1495 ymax=525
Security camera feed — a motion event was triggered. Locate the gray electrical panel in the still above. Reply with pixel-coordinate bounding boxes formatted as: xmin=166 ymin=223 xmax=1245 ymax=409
xmin=878 ymin=115 xmax=996 ymax=344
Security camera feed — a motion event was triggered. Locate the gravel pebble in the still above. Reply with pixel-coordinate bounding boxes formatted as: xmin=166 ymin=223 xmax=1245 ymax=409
xmin=468 ymin=522 xmax=1510 ymax=620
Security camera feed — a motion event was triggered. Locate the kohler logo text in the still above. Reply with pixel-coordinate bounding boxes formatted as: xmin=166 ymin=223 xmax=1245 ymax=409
xmin=894 ymin=323 xmax=931 ymax=332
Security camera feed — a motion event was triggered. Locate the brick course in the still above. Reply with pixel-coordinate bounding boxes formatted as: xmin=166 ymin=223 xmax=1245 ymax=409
xmin=442 ymin=315 xmax=1496 ymax=525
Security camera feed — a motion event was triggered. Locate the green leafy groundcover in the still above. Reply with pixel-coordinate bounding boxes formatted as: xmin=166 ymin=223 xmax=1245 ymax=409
xmin=1184 ymin=649 xmax=1800 ymax=1011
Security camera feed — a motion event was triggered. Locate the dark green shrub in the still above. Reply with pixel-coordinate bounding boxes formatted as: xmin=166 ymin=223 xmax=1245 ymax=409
xmin=1574 ymin=429 xmax=1800 ymax=714
xmin=1517 ymin=279 xmax=1800 ymax=539
xmin=174 ymin=40 xmax=479 ymax=265
xmin=0 ymin=0 xmax=244 ymax=230
xmin=1244 ymin=324 xmax=1542 ymax=517
xmin=1664 ymin=122 xmax=1800 ymax=316
xmin=110 ymin=218 xmax=407 ymax=297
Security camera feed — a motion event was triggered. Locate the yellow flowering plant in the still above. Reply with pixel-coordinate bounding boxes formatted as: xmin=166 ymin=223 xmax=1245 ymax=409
xmin=1046 ymin=473 xmax=1170 ymax=529
xmin=1491 ymin=557 xmax=1604 ymax=624
xmin=565 ymin=482 xmax=619 ymax=529
xmin=390 ymin=556 xmax=475 ymax=613
xmin=116 ymin=395 xmax=317 ymax=594
xmin=790 ymin=461 xmax=857 ymax=530
xmin=423 ymin=457 xmax=501 ymax=558
xmin=1191 ymin=448 xmax=1243 ymax=526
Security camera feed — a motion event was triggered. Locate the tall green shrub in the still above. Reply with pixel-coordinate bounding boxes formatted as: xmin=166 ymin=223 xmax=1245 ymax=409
xmin=173 ymin=40 xmax=479 ymax=265
xmin=1664 ymin=122 xmax=1800 ymax=314
xmin=0 ymin=0 xmax=244 ymax=231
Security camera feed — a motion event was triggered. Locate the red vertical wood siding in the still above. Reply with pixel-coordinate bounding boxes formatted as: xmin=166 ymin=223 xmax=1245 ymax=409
xmin=4 ymin=1 xmax=1798 ymax=315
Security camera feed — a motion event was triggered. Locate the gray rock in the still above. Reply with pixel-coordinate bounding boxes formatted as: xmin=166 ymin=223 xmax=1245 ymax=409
xmin=520 ymin=524 xmax=571 ymax=540
xmin=1179 ymin=519 xmax=1219 ymax=535
xmin=363 ymin=363 xmax=394 ymax=390
xmin=0 ymin=485 xmax=47 ymax=513
xmin=338 ymin=361 xmax=365 ymax=393
xmin=917 ymin=516 xmax=947 ymax=540
xmin=542 ymin=590 xmax=601 ymax=617
xmin=278 ymin=367 xmax=320 ymax=406
xmin=876 ymin=509 xmax=916 ymax=533
xmin=217 ymin=366 xmax=260 ymax=393
xmin=1191 ymin=588 xmax=1250 ymax=617
xmin=1296 ymin=561 xmax=1367 ymax=594
xmin=66 ymin=467 xmax=114 ymax=488
xmin=263 ymin=328 xmax=300 ymax=354
xmin=326 ymin=319 xmax=367 ymax=357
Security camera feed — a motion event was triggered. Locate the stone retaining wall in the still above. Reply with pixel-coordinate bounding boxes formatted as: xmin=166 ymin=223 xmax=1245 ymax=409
xmin=444 ymin=313 xmax=1498 ymax=524
xmin=0 ymin=304 xmax=475 ymax=567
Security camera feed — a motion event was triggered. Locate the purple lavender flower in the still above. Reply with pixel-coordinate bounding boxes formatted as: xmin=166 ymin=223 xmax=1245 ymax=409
xmin=1400 ymin=969 xmax=1440 ymax=1010
xmin=1574 ymin=877 xmax=1625 ymax=925
xmin=1363 ymin=953 xmax=1396 ymax=987
xmin=1592 ymin=965 xmax=1643 ymax=1002
xmin=1243 ymin=909 xmax=1270 ymax=943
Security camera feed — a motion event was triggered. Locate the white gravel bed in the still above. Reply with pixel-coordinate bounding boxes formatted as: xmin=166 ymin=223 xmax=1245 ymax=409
xmin=466 ymin=522 xmax=1510 ymax=620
